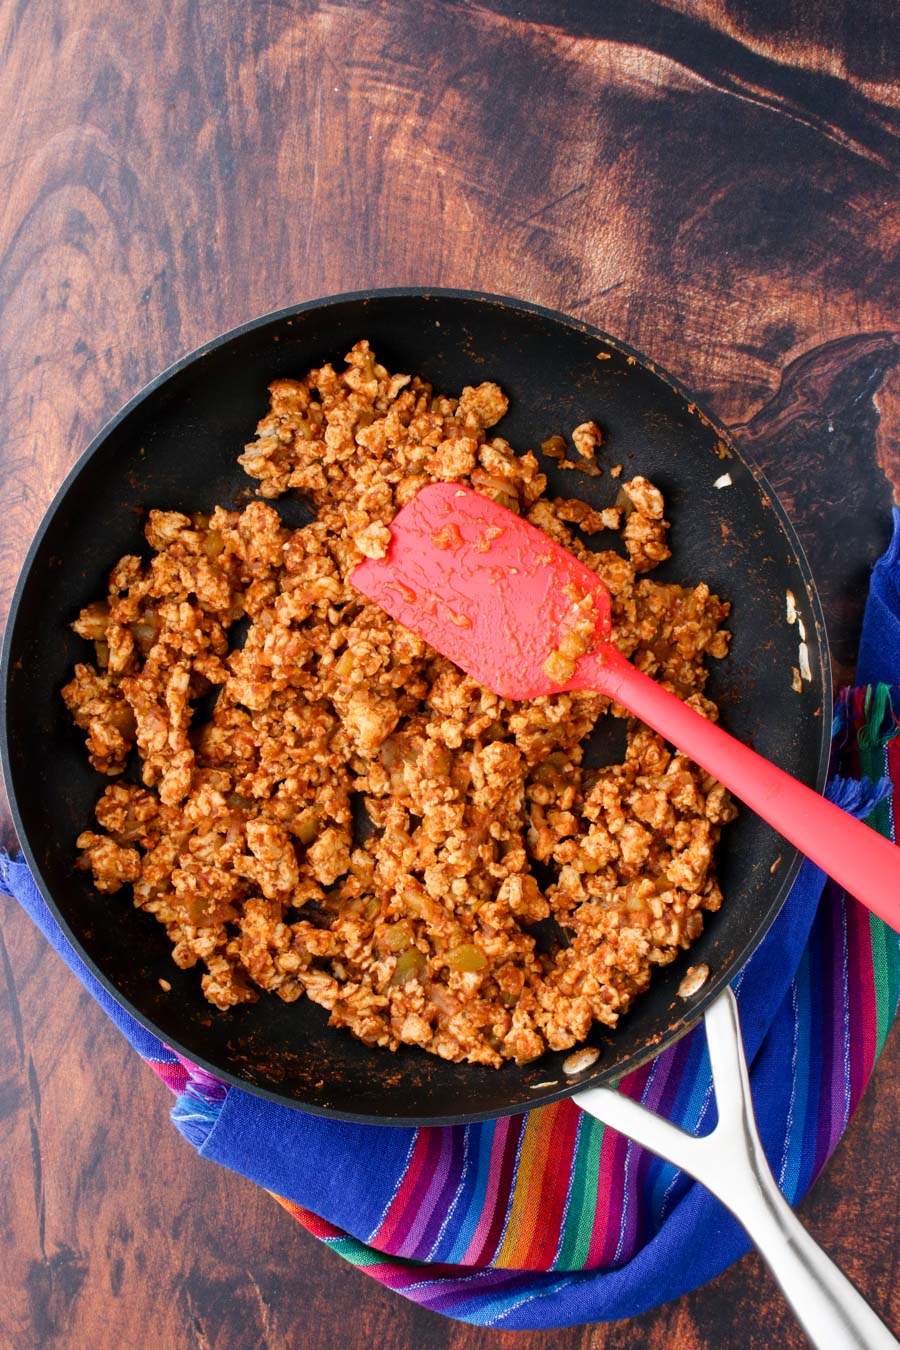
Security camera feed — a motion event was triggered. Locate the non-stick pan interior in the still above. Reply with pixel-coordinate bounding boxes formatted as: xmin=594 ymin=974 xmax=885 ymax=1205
xmin=2 ymin=291 xmax=829 ymax=1122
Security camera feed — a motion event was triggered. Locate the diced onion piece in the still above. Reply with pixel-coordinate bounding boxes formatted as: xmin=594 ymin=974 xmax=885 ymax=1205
xmin=799 ymin=642 xmax=812 ymax=681
xmin=385 ymin=923 xmax=413 ymax=952
xmin=446 ymin=943 xmax=487 ymax=973
xmin=390 ymin=947 xmax=426 ymax=986
xmin=678 ymin=963 xmax=710 ymax=998
xmin=294 ymin=810 xmax=320 ymax=846
xmin=563 ymin=1047 xmax=600 ymax=1075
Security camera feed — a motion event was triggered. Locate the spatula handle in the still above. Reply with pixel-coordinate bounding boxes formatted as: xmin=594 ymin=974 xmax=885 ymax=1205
xmin=580 ymin=649 xmax=900 ymax=932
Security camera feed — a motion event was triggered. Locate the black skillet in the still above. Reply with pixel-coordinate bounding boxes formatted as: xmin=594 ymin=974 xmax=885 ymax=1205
xmin=0 ymin=289 xmax=830 ymax=1124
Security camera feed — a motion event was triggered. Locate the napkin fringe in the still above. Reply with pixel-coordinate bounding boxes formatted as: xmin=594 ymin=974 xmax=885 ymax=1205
xmin=171 ymin=1085 xmax=224 ymax=1147
xmin=826 ymin=772 xmax=893 ymax=816
xmin=861 ymin=681 xmax=900 ymax=749
xmin=169 ymin=1057 xmax=230 ymax=1147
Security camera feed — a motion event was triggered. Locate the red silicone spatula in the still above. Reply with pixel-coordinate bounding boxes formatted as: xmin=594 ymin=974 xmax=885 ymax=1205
xmin=353 ymin=482 xmax=900 ymax=932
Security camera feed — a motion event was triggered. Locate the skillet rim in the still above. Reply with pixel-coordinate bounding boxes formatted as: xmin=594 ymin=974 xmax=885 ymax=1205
xmin=0 ymin=286 xmax=831 ymax=1124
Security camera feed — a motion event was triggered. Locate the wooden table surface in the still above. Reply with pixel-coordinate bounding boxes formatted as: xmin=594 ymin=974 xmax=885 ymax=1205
xmin=1 ymin=2 xmax=898 ymax=1346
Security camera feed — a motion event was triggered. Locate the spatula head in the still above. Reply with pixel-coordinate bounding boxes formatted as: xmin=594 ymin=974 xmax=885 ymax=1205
xmin=351 ymin=483 xmax=613 ymax=699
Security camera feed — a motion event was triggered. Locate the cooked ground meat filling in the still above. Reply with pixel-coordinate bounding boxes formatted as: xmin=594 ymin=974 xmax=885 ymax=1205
xmin=63 ymin=342 xmax=735 ymax=1067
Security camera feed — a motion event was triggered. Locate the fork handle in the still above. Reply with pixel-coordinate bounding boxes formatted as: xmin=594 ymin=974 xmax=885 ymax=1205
xmin=577 ymin=648 xmax=900 ymax=933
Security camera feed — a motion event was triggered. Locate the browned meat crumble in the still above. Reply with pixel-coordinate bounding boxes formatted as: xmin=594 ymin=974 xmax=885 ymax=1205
xmin=63 ymin=342 xmax=735 ymax=1068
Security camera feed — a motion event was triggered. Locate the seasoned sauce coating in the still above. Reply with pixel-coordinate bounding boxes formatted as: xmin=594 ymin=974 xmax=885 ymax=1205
xmin=63 ymin=343 xmax=735 ymax=1066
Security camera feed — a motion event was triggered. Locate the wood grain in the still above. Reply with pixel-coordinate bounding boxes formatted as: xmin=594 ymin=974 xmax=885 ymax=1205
xmin=0 ymin=1 xmax=897 ymax=1346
